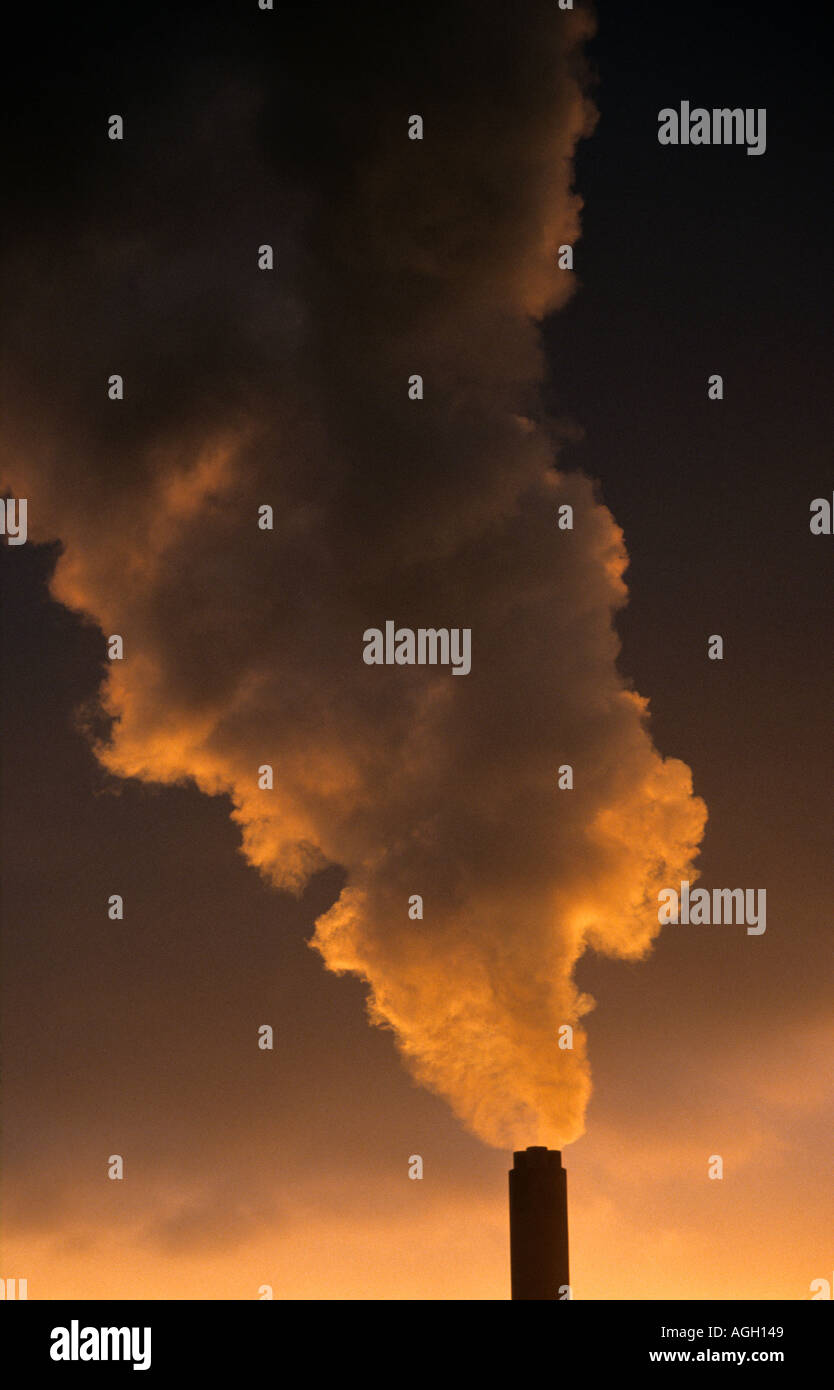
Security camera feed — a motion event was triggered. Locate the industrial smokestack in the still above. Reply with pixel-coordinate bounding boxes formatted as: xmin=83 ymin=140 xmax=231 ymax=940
xmin=509 ymin=1146 xmax=570 ymax=1300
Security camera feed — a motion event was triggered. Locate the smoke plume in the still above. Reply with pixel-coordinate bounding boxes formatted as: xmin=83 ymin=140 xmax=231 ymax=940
xmin=1 ymin=1 xmax=706 ymax=1148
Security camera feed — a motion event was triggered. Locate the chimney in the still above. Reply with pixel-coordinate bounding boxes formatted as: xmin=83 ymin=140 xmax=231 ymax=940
xmin=509 ymin=1146 xmax=569 ymax=1300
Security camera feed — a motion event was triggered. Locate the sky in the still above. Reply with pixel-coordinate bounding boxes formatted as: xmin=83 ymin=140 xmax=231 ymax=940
xmin=1 ymin=0 xmax=832 ymax=1300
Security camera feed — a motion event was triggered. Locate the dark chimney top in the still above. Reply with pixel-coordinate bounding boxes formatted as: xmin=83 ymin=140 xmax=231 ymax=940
xmin=509 ymin=1146 xmax=570 ymax=1300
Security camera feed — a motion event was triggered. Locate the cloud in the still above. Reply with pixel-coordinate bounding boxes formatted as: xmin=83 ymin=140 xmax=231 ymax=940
xmin=1 ymin=0 xmax=705 ymax=1150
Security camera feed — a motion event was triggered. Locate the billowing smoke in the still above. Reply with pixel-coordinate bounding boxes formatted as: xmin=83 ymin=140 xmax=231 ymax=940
xmin=1 ymin=2 xmax=706 ymax=1148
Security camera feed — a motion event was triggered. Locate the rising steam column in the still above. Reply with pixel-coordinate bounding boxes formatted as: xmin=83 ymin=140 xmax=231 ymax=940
xmin=509 ymin=1147 xmax=570 ymax=1299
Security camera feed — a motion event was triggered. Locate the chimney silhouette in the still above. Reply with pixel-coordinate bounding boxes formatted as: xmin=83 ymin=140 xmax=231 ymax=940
xmin=509 ymin=1147 xmax=569 ymax=1299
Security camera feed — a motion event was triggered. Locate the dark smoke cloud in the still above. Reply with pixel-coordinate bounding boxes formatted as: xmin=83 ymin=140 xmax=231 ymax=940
xmin=1 ymin=1 xmax=706 ymax=1148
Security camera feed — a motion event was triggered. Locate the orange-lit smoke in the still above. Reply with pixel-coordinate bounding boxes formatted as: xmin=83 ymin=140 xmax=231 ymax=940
xmin=1 ymin=3 xmax=706 ymax=1149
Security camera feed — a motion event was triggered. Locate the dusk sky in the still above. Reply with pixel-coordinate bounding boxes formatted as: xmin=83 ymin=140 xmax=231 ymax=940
xmin=2 ymin=0 xmax=832 ymax=1300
